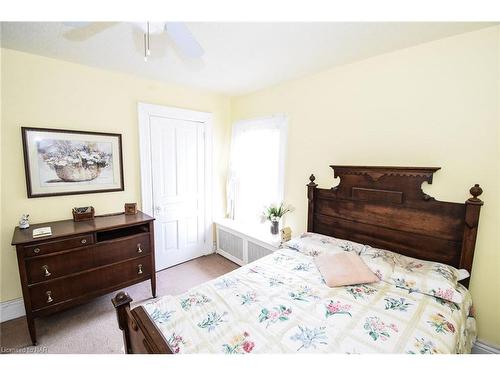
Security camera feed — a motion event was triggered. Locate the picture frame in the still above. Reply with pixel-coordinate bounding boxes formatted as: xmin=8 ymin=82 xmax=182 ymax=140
xmin=21 ymin=127 xmax=124 ymax=198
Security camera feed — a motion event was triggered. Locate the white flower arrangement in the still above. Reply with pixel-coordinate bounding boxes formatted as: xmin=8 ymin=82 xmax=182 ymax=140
xmin=261 ymin=202 xmax=294 ymax=223
xmin=40 ymin=140 xmax=111 ymax=182
xmin=42 ymin=141 xmax=110 ymax=169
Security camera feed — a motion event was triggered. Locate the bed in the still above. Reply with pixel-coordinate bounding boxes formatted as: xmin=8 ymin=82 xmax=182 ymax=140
xmin=112 ymin=165 xmax=484 ymax=354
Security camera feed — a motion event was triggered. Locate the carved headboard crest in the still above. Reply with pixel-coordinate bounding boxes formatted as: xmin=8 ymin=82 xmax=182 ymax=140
xmin=330 ymin=165 xmax=441 ymax=203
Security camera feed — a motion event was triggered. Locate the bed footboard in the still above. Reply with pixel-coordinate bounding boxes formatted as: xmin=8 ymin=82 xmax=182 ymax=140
xmin=112 ymin=291 xmax=173 ymax=354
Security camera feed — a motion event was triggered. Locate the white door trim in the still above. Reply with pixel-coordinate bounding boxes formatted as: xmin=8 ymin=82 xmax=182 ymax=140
xmin=137 ymin=102 xmax=213 ymax=259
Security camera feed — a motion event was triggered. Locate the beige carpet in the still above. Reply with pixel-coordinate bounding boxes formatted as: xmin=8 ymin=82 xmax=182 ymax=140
xmin=0 ymin=254 xmax=239 ymax=354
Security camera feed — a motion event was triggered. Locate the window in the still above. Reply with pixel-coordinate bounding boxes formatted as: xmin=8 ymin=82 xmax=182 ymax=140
xmin=227 ymin=115 xmax=288 ymax=224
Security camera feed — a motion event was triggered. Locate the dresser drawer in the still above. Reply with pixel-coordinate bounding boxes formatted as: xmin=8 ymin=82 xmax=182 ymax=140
xmin=26 ymin=246 xmax=93 ymax=284
xmin=93 ymin=233 xmax=151 ymax=265
xmin=25 ymin=234 xmax=151 ymax=284
xmin=29 ymin=256 xmax=152 ymax=311
xmin=25 ymin=234 xmax=94 ymax=257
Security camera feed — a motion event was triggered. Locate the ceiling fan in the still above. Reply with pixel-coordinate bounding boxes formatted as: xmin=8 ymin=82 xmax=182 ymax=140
xmin=63 ymin=22 xmax=205 ymax=60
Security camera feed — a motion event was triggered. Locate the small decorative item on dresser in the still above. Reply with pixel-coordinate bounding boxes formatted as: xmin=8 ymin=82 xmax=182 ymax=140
xmin=72 ymin=206 xmax=95 ymax=222
xmin=19 ymin=214 xmax=30 ymax=229
xmin=32 ymin=227 xmax=52 ymax=238
xmin=124 ymin=203 xmax=138 ymax=215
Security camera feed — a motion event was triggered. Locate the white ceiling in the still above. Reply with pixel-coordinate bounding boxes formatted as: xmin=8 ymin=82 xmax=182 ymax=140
xmin=1 ymin=22 xmax=496 ymax=96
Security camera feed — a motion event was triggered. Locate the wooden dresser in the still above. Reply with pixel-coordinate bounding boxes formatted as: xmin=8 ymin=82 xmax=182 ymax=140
xmin=11 ymin=211 xmax=156 ymax=345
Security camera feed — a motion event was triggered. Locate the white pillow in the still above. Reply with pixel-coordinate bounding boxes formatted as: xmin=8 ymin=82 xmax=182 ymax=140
xmin=457 ymin=269 xmax=470 ymax=281
xmin=284 ymin=232 xmax=366 ymax=257
xmin=359 ymin=247 xmax=466 ymax=304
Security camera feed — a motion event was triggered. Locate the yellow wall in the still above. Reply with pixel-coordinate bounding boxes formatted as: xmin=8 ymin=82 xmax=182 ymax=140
xmin=0 ymin=48 xmax=231 ymax=302
xmin=232 ymin=26 xmax=500 ymax=346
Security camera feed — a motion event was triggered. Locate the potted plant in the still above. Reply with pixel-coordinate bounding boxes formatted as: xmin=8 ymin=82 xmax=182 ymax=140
xmin=262 ymin=202 xmax=293 ymax=235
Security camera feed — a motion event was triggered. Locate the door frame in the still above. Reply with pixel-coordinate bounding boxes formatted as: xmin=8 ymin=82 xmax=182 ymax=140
xmin=137 ymin=102 xmax=213 ymax=257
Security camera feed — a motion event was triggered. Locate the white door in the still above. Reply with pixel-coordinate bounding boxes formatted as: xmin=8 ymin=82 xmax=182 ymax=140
xmin=149 ymin=115 xmax=208 ymax=270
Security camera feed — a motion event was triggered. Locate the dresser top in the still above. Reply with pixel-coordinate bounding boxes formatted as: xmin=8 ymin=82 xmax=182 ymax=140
xmin=11 ymin=211 xmax=154 ymax=245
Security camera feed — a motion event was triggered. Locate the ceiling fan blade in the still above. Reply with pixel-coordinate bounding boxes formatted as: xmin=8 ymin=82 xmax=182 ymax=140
xmin=164 ymin=22 xmax=204 ymax=58
xmin=63 ymin=22 xmax=118 ymax=41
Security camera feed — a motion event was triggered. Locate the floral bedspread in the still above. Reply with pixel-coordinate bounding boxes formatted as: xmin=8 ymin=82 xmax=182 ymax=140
xmin=142 ymin=249 xmax=476 ymax=354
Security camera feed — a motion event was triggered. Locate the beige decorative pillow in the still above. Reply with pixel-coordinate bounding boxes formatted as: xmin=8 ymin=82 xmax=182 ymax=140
xmin=314 ymin=252 xmax=379 ymax=287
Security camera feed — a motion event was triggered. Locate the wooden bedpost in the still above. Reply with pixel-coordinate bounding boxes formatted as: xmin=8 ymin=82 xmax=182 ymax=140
xmin=112 ymin=291 xmax=133 ymax=354
xmin=307 ymin=174 xmax=318 ymax=232
xmin=459 ymin=184 xmax=484 ymax=287
xmin=112 ymin=291 xmax=174 ymax=354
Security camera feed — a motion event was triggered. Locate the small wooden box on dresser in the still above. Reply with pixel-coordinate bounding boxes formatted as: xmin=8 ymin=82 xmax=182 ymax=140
xmin=11 ymin=211 xmax=156 ymax=345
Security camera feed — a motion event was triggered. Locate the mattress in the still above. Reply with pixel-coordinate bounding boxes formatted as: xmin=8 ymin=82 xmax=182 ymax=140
xmin=142 ymin=248 xmax=476 ymax=354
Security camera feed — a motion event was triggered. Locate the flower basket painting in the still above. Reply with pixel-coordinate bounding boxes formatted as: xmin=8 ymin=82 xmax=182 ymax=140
xmin=22 ymin=127 xmax=124 ymax=198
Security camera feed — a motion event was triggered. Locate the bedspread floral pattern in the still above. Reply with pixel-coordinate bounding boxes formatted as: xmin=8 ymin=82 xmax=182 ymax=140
xmin=345 ymin=284 xmax=377 ymax=300
xmin=142 ymin=248 xmax=476 ymax=354
xmin=222 ymin=332 xmax=255 ymax=354
xmin=384 ymin=297 xmax=412 ymax=312
xmin=148 ymin=307 xmax=174 ymax=324
xmin=259 ymin=305 xmax=292 ymax=327
xmin=197 ymin=311 xmax=229 ymax=332
xmin=427 ymin=313 xmax=456 ymax=335
xmin=363 ymin=316 xmax=399 ymax=341
xmin=290 ymin=326 xmax=328 ymax=351
xmin=288 ymin=285 xmax=320 ymax=302
xmin=324 ymin=300 xmax=352 ymax=318
xmin=167 ymin=332 xmax=187 ymax=354
xmin=180 ymin=293 xmax=211 ymax=311
xmin=407 ymin=338 xmax=442 ymax=354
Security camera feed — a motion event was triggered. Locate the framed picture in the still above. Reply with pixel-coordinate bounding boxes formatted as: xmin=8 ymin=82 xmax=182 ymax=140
xmin=21 ymin=127 xmax=124 ymax=198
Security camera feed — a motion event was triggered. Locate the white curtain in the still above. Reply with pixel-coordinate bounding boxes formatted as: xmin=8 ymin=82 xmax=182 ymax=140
xmin=227 ymin=115 xmax=287 ymax=224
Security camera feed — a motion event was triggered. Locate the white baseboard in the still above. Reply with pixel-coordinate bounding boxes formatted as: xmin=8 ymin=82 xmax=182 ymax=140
xmin=0 ymin=298 xmax=26 ymax=323
xmin=472 ymin=340 xmax=500 ymax=354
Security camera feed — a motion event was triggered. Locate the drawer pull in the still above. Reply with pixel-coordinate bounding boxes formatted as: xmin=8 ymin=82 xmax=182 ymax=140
xmin=137 ymin=243 xmax=143 ymax=253
xmin=137 ymin=264 xmax=143 ymax=275
xmin=81 ymin=239 xmax=87 ymax=244
xmin=46 ymin=291 xmax=53 ymax=303
xmin=33 ymin=248 xmax=41 ymax=254
xmin=42 ymin=265 xmax=51 ymax=277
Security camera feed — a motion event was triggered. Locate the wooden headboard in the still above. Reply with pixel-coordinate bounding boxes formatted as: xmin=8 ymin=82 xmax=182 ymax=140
xmin=307 ymin=166 xmax=483 ymax=286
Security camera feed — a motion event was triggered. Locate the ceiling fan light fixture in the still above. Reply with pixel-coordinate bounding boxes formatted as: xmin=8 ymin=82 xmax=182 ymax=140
xmin=133 ymin=22 xmax=166 ymax=35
